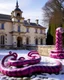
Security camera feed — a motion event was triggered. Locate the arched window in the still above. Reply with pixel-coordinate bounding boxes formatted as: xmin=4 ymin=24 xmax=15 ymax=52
xmin=26 ymin=37 xmax=29 ymax=45
xmin=35 ymin=38 xmax=38 ymax=45
xmin=0 ymin=35 xmax=5 ymax=45
xmin=40 ymin=38 xmax=43 ymax=45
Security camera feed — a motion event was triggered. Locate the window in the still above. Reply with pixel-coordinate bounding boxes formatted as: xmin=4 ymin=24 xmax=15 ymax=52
xmin=1 ymin=23 xmax=4 ymax=29
xmin=26 ymin=37 xmax=29 ymax=45
xmin=35 ymin=38 xmax=38 ymax=45
xmin=35 ymin=29 xmax=38 ymax=33
xmin=40 ymin=29 xmax=42 ymax=34
xmin=40 ymin=38 xmax=43 ymax=45
xmin=18 ymin=26 xmax=20 ymax=32
xmin=0 ymin=35 xmax=5 ymax=45
xmin=26 ymin=28 xmax=29 ymax=32
xmin=18 ymin=20 xmax=20 ymax=22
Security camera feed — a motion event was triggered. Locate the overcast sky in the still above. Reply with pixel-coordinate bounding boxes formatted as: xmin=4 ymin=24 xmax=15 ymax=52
xmin=0 ymin=0 xmax=48 ymax=26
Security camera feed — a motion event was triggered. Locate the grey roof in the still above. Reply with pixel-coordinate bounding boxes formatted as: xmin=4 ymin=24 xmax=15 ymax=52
xmin=14 ymin=8 xmax=22 ymax=12
xmin=23 ymin=20 xmax=46 ymax=29
xmin=0 ymin=14 xmax=46 ymax=29
xmin=0 ymin=14 xmax=11 ymax=21
xmin=14 ymin=0 xmax=22 ymax=12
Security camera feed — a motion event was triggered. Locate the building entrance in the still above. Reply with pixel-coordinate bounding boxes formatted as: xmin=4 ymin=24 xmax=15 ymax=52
xmin=17 ymin=37 xmax=22 ymax=47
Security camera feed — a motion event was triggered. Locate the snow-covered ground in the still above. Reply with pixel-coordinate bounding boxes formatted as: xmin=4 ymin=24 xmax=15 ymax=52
xmin=0 ymin=50 xmax=64 ymax=80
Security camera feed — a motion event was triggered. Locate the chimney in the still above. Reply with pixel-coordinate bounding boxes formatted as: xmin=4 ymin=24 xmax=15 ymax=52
xmin=36 ymin=19 xmax=39 ymax=25
xmin=27 ymin=19 xmax=30 ymax=24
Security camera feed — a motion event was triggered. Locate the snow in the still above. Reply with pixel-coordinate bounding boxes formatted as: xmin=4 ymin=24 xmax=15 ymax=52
xmin=0 ymin=50 xmax=64 ymax=80
xmin=0 ymin=50 xmax=30 ymax=59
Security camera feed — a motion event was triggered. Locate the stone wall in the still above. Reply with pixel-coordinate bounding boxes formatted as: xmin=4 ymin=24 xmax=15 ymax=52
xmin=37 ymin=45 xmax=55 ymax=56
xmin=24 ymin=45 xmax=55 ymax=56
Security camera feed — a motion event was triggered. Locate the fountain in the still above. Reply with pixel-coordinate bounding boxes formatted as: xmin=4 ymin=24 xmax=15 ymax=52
xmin=50 ymin=27 xmax=64 ymax=59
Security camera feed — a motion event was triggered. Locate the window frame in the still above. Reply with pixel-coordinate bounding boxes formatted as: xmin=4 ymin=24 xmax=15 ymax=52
xmin=40 ymin=38 xmax=43 ymax=45
xmin=1 ymin=23 xmax=4 ymax=29
xmin=40 ymin=29 xmax=42 ymax=34
xmin=35 ymin=38 xmax=38 ymax=45
xmin=26 ymin=28 xmax=29 ymax=33
xmin=26 ymin=37 xmax=29 ymax=45
xmin=0 ymin=35 xmax=5 ymax=45
xmin=18 ymin=26 xmax=21 ymax=32
xmin=35 ymin=28 xmax=38 ymax=33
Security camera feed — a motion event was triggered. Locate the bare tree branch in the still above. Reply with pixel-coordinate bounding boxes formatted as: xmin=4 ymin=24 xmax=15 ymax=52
xmin=42 ymin=0 xmax=64 ymax=26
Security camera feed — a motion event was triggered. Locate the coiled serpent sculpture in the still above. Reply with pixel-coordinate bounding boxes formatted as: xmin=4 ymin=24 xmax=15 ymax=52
xmin=0 ymin=51 xmax=62 ymax=77
xmin=50 ymin=27 xmax=64 ymax=59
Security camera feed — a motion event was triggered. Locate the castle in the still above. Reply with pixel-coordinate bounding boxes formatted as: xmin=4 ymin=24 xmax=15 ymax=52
xmin=0 ymin=1 xmax=46 ymax=48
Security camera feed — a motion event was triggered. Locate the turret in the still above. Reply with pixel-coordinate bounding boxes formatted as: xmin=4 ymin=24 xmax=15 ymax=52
xmin=11 ymin=0 xmax=24 ymax=22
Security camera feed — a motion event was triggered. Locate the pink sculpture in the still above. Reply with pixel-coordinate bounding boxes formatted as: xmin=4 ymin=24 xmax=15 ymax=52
xmin=50 ymin=27 xmax=64 ymax=59
xmin=0 ymin=51 xmax=62 ymax=77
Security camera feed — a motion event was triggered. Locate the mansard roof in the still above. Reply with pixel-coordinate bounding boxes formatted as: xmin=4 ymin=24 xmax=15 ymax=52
xmin=23 ymin=20 xmax=46 ymax=29
xmin=14 ymin=8 xmax=22 ymax=12
xmin=0 ymin=14 xmax=45 ymax=29
xmin=0 ymin=14 xmax=11 ymax=21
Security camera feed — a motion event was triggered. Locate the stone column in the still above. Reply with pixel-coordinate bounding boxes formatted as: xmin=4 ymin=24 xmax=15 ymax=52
xmin=43 ymin=38 xmax=46 ymax=45
xmin=23 ymin=36 xmax=26 ymax=45
xmin=12 ymin=35 xmax=17 ymax=48
xmin=38 ymin=38 xmax=41 ymax=45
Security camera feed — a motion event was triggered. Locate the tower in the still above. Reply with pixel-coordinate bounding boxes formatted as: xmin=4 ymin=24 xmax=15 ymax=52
xmin=11 ymin=0 xmax=24 ymax=48
xmin=11 ymin=0 xmax=24 ymax=22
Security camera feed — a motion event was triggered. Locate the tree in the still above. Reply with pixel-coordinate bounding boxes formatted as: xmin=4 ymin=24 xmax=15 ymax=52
xmin=43 ymin=0 xmax=64 ymax=44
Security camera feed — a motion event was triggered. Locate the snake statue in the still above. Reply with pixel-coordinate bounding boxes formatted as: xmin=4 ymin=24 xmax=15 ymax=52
xmin=50 ymin=27 xmax=64 ymax=59
xmin=0 ymin=50 xmax=62 ymax=77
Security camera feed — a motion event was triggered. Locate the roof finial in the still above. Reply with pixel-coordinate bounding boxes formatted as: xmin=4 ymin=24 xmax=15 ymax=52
xmin=16 ymin=0 xmax=19 ymax=8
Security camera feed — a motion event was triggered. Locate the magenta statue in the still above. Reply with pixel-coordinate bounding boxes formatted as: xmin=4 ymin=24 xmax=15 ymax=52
xmin=50 ymin=27 xmax=64 ymax=59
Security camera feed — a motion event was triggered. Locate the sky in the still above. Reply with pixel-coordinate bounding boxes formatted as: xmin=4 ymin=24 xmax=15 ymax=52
xmin=0 ymin=0 xmax=48 ymax=27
